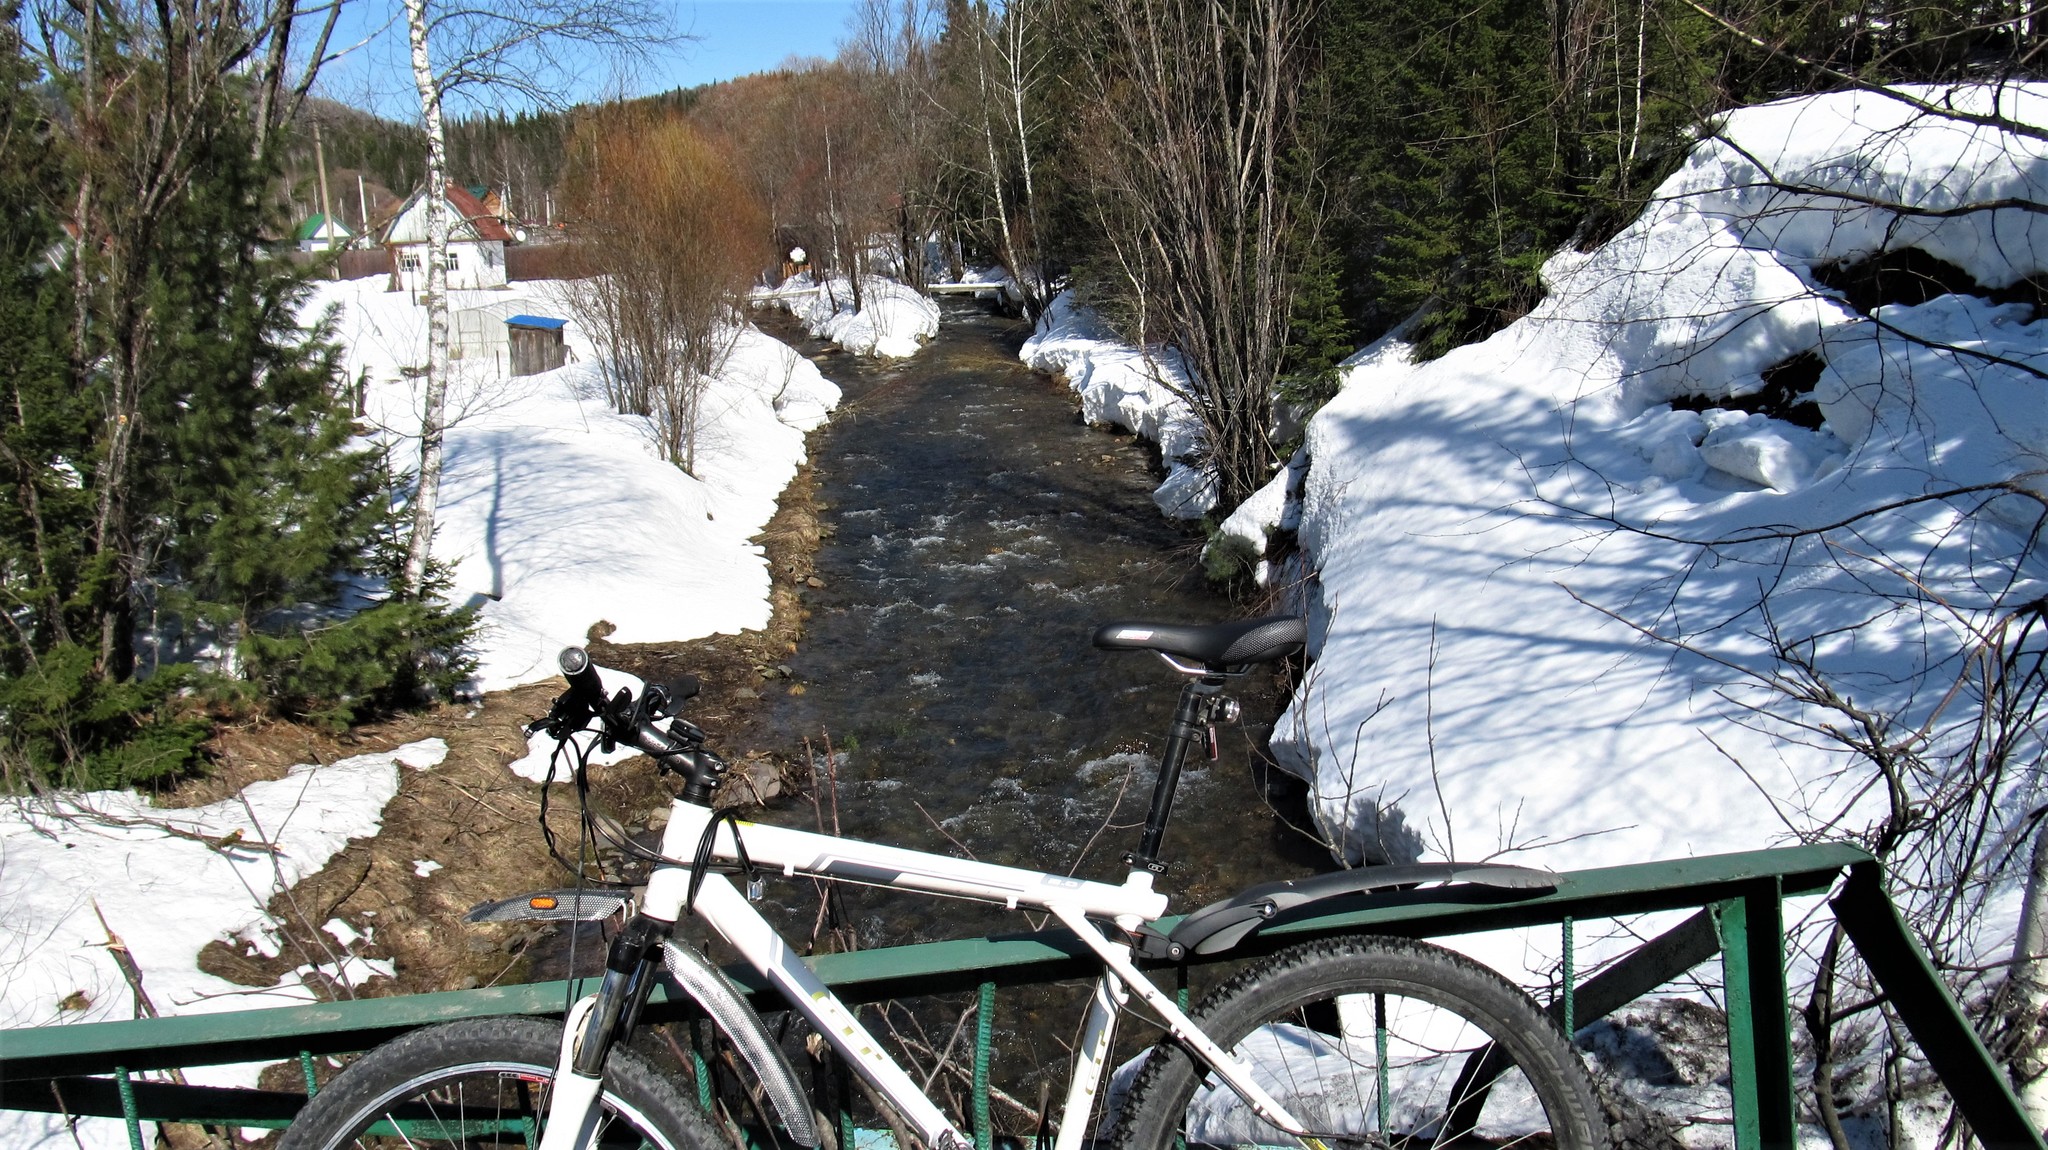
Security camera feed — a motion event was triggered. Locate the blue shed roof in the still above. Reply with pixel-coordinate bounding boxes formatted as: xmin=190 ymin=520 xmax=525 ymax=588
xmin=505 ymin=315 xmax=567 ymax=330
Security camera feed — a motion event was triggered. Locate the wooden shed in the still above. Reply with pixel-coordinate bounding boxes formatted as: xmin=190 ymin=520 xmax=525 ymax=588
xmin=506 ymin=315 xmax=568 ymax=377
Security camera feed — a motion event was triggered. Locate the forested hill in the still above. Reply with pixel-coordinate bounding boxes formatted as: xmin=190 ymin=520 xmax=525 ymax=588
xmin=275 ymin=95 xmax=677 ymax=234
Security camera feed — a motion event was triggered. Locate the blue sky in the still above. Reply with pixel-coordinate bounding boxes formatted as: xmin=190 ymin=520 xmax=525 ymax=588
xmin=318 ymin=0 xmax=864 ymax=120
xmin=670 ymin=1 xmax=861 ymax=86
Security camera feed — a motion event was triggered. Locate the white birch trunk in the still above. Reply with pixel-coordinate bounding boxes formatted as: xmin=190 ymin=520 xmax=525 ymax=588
xmin=2013 ymin=817 xmax=2048 ymax=1128
xmin=1001 ymin=1 xmax=1042 ymax=317
xmin=973 ymin=14 xmax=1017 ymax=299
xmin=401 ymin=0 xmax=453 ymax=596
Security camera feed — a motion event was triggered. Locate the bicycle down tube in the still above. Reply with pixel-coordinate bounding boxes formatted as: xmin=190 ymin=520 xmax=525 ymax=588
xmin=536 ymin=792 xmax=1328 ymax=1150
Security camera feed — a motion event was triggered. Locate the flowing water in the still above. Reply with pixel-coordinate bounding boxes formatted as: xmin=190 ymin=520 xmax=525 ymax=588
xmin=744 ymin=301 xmax=1325 ymax=950
xmin=521 ymin=301 xmax=1332 ymax=1114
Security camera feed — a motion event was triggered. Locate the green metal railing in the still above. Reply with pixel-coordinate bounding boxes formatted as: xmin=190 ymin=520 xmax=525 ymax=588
xmin=1 ymin=844 xmax=2039 ymax=1149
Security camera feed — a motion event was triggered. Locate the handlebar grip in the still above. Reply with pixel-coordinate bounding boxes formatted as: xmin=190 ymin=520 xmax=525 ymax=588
xmin=558 ymin=647 xmax=609 ymax=712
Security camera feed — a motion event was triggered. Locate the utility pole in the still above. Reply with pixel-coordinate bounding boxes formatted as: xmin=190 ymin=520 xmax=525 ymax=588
xmin=314 ymin=118 xmax=336 ymax=250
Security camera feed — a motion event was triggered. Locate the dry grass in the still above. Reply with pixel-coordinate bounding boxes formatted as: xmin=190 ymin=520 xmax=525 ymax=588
xmin=171 ymin=458 xmax=830 ymax=1013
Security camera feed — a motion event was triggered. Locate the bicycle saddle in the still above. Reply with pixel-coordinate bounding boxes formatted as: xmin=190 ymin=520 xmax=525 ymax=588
xmin=1092 ymin=614 xmax=1306 ymax=670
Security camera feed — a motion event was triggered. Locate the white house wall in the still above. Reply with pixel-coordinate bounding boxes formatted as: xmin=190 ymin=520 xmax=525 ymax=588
xmin=392 ymin=239 xmax=508 ymax=293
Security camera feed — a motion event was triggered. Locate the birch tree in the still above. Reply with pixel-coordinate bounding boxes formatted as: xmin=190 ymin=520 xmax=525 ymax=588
xmin=394 ymin=0 xmax=669 ymax=596
xmin=849 ymin=0 xmax=945 ymax=290
xmin=953 ymin=0 xmax=1054 ymax=317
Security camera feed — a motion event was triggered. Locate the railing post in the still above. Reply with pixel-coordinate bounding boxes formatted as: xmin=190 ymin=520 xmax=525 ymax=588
xmin=974 ymin=982 xmax=996 ymax=1150
xmin=114 ymin=1066 xmax=143 ymax=1150
xmin=1561 ymin=916 xmax=1576 ymax=1037
xmin=693 ymin=1018 xmax=715 ymax=1114
xmin=1714 ymin=882 xmax=1795 ymax=1149
xmin=839 ymin=1054 xmax=857 ymax=1150
xmin=1831 ymin=861 xmax=2046 ymax=1150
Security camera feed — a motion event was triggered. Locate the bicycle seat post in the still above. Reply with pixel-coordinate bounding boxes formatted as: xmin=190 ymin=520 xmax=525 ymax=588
xmin=1126 ymin=674 xmax=1226 ymax=877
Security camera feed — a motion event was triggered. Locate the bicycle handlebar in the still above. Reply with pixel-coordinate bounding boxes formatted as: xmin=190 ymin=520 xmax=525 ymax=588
xmin=557 ymin=646 xmax=610 ymax=712
xmin=538 ymin=647 xmax=728 ymax=804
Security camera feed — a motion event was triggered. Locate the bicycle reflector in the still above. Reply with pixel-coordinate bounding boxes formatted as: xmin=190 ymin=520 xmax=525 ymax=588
xmin=464 ymin=890 xmax=632 ymax=923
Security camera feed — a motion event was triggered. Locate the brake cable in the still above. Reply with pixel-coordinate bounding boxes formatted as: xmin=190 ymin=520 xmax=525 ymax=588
xmin=684 ymin=810 xmax=758 ymax=918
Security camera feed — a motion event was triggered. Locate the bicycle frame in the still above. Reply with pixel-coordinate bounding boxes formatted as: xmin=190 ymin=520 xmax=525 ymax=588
xmin=533 ymin=794 xmax=1326 ymax=1150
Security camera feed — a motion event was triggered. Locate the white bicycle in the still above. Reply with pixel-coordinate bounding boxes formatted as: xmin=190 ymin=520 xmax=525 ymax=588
xmin=277 ymin=614 xmax=1604 ymax=1150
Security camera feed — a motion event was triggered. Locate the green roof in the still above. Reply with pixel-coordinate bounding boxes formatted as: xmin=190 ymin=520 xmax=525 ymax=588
xmin=293 ymin=213 xmax=351 ymax=241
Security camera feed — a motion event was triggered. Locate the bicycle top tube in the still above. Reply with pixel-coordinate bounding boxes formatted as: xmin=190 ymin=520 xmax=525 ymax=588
xmin=643 ymin=800 xmax=1170 ymax=925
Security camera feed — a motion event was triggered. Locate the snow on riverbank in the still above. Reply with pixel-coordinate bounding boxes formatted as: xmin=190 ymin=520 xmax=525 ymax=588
xmin=1012 ymin=84 xmax=2042 ymax=1140
xmin=0 ymin=741 xmax=446 ymax=1148
xmin=1019 ymin=293 xmax=1213 ymax=518
xmin=305 ymin=278 xmax=840 ymax=692
xmin=765 ymin=273 xmax=941 ymax=358
xmin=1275 ymin=84 xmax=2046 ymax=981
xmin=1 ymin=278 xmax=838 ymax=1142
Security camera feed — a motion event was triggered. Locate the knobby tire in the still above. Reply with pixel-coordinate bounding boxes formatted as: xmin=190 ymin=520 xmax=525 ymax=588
xmin=277 ymin=1016 xmax=721 ymax=1150
xmin=1112 ymin=934 xmax=1604 ymax=1150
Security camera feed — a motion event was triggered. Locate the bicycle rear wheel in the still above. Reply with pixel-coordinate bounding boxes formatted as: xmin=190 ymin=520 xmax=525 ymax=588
xmin=278 ymin=1016 xmax=720 ymax=1150
xmin=1114 ymin=935 xmax=1604 ymax=1150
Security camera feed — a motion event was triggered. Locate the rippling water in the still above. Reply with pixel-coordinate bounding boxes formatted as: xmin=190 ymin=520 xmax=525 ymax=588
xmin=745 ymin=301 xmax=1325 ymax=947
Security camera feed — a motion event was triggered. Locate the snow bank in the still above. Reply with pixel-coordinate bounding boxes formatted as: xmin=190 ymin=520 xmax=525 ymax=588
xmin=1276 ymin=82 xmax=2046 ymax=979
xmin=304 ymin=279 xmax=840 ymax=692
xmin=1020 ymin=292 xmax=1214 ymax=518
xmin=0 ymin=741 xmax=443 ymax=1148
xmin=770 ymin=274 xmax=940 ymax=358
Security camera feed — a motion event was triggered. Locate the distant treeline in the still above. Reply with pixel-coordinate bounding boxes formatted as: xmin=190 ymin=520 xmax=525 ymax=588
xmin=276 ymin=100 xmax=579 ymax=235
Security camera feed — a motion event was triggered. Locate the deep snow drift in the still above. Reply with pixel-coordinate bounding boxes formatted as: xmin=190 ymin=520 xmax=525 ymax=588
xmin=1015 ymin=89 xmax=2039 ymax=924
xmin=1020 ymin=294 xmax=1215 ymax=519
xmin=1025 ymin=84 xmax=2044 ymax=1141
xmin=1267 ymin=84 xmax=2044 ymax=977
xmin=768 ymin=273 xmax=942 ymax=359
xmin=305 ymin=278 xmax=841 ymax=691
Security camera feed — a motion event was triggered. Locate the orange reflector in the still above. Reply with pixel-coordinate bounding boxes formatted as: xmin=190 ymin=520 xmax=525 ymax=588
xmin=529 ymin=896 xmax=559 ymax=910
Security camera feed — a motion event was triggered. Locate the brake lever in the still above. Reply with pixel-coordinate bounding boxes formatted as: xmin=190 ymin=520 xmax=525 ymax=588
xmin=528 ymin=689 xmax=587 ymax=738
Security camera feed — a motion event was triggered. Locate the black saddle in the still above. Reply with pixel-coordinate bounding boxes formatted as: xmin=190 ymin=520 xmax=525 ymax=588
xmin=1092 ymin=614 xmax=1306 ymax=672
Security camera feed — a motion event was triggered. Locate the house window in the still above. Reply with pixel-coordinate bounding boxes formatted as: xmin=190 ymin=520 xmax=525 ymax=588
xmin=400 ymin=253 xmax=421 ymax=272
xmin=444 ymin=250 xmax=460 ymax=271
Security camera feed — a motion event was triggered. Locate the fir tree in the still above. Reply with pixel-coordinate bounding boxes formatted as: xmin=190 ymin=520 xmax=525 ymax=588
xmin=1317 ymin=0 xmax=1717 ymax=357
xmin=0 ymin=2 xmax=472 ymax=791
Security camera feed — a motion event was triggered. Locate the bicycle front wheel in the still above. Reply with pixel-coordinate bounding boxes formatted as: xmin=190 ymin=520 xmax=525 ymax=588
xmin=278 ymin=1016 xmax=721 ymax=1150
xmin=1114 ymin=935 xmax=1604 ymax=1150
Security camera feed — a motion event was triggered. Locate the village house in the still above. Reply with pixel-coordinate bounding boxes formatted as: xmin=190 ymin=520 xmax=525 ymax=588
xmin=376 ymin=182 xmax=513 ymax=293
xmin=294 ymin=213 xmax=353 ymax=252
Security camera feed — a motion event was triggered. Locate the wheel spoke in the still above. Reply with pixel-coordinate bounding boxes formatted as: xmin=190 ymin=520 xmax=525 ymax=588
xmin=277 ymin=1018 xmax=717 ymax=1150
xmin=1111 ymin=937 xmax=1600 ymax=1150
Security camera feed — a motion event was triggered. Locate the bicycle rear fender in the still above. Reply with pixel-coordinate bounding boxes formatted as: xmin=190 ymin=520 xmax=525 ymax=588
xmin=1154 ymin=863 xmax=1558 ymax=958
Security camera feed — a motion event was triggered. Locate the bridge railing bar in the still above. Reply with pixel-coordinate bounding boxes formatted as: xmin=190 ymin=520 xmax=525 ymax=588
xmin=2 ymin=844 xmax=2039 ymax=1150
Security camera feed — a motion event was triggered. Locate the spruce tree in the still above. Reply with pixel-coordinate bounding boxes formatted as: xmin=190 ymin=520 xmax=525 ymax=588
xmin=1317 ymin=0 xmax=1717 ymax=357
xmin=0 ymin=2 xmax=472 ymax=791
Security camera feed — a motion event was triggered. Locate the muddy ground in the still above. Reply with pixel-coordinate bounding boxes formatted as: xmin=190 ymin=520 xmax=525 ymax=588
xmin=169 ymin=457 xmax=835 ymax=1048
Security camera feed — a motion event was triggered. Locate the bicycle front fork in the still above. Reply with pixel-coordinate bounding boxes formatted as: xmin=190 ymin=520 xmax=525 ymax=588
xmin=572 ymin=914 xmax=670 ymax=1075
xmin=540 ymin=914 xmax=670 ymax=1150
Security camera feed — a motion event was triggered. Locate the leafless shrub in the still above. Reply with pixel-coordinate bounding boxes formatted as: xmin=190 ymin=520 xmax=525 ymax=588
xmin=560 ymin=108 xmax=768 ymax=473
